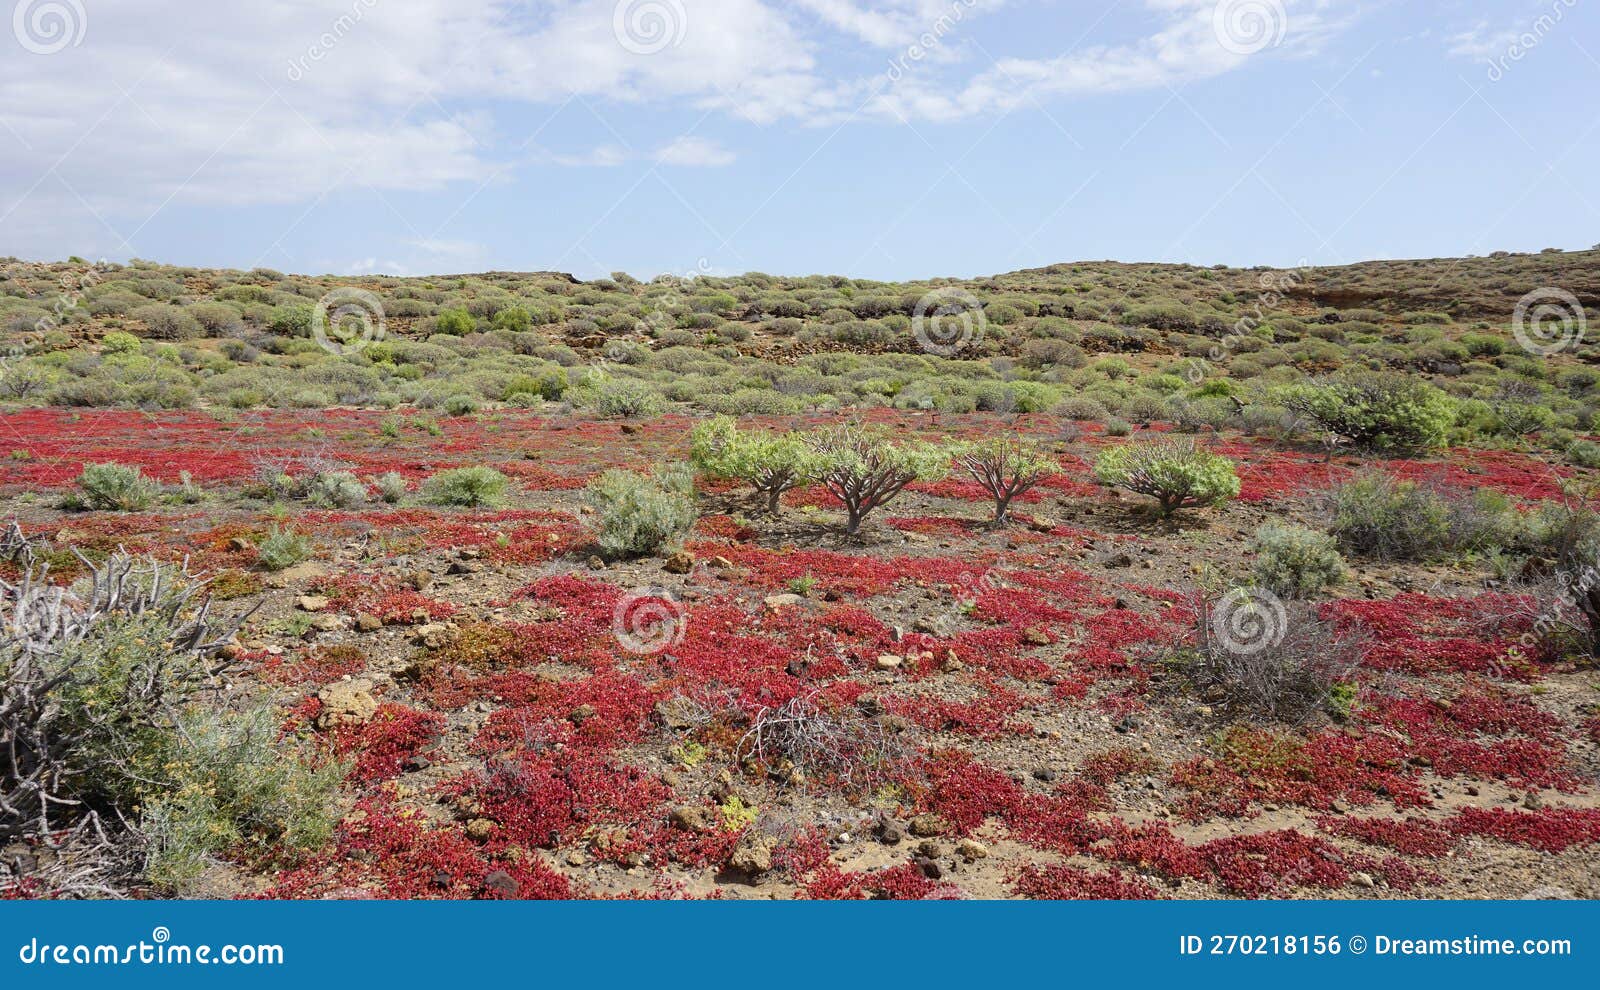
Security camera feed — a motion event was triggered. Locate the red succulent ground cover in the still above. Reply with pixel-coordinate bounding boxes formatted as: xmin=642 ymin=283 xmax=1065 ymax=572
xmin=7 ymin=407 xmax=1600 ymax=900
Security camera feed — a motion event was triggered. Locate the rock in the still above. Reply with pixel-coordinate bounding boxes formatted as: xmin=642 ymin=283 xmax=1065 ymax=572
xmin=729 ymin=835 xmax=775 ymax=876
xmin=709 ymin=555 xmax=734 ymax=569
xmin=875 ymin=654 xmax=903 ymax=671
xmin=763 ymin=593 xmax=806 ymax=611
xmin=1523 ymin=791 xmax=1544 ymax=810
xmin=907 ymin=813 xmax=950 ymax=838
xmin=1106 ymin=553 xmax=1134 ymax=568
xmin=1032 ymin=768 xmax=1057 ymax=783
xmin=915 ymin=840 xmax=944 ymax=859
xmin=663 ymin=550 xmax=694 ymax=575
xmin=915 ymin=856 xmax=944 ymax=879
xmin=483 ymin=870 xmax=518 ymax=897
xmin=297 ymin=594 xmax=331 ymax=612
xmin=309 ymin=615 xmax=344 ymax=632
xmin=465 ymin=818 xmax=495 ymax=841
xmin=587 ymin=555 xmax=607 ymax=570
xmin=315 ymin=680 xmax=377 ymax=729
xmin=567 ymin=703 xmax=597 ymax=727
xmin=446 ymin=560 xmax=481 ymax=576
xmin=408 ymin=569 xmax=434 ymax=591
xmin=227 ymin=536 xmax=254 ymax=552
xmin=412 ymin=623 xmax=451 ymax=648
xmin=939 ymin=651 xmax=964 ymax=673
xmin=355 ymin=612 xmax=382 ymax=632
xmin=875 ymin=816 xmax=906 ymax=845
xmin=653 ymin=698 xmax=702 ymax=730
xmin=669 ymin=806 xmax=716 ymax=834
xmin=565 ymin=851 xmax=587 ymax=867
xmin=1022 ymin=627 xmax=1050 ymax=646
xmin=955 ymin=839 xmax=989 ymax=862
xmin=1026 ymin=517 xmax=1056 ymax=533
xmin=1351 ymin=871 xmax=1375 ymax=889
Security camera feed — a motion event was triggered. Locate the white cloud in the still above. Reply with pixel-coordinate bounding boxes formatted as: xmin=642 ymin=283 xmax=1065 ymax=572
xmin=653 ymin=136 xmax=736 ymax=166
xmin=0 ymin=0 xmax=1358 ymax=260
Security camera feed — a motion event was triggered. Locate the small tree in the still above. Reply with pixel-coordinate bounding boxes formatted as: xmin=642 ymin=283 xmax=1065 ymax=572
xmin=1277 ymin=371 xmax=1454 ymax=450
xmin=954 ymin=435 xmax=1055 ymax=525
xmin=1093 ymin=437 xmax=1239 ymax=517
xmin=690 ymin=416 xmax=819 ymax=516
xmin=805 ymin=424 xmax=949 ymax=535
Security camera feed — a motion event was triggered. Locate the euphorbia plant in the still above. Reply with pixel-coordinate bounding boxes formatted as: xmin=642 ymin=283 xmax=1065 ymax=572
xmin=805 ymin=424 xmax=949 ymax=535
xmin=1093 ymin=436 xmax=1239 ymax=517
xmin=953 ymin=435 xmax=1055 ymax=525
xmin=689 ymin=416 xmax=820 ymax=516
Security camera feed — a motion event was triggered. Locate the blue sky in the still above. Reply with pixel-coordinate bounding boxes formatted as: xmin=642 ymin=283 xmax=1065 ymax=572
xmin=2 ymin=0 xmax=1597 ymax=280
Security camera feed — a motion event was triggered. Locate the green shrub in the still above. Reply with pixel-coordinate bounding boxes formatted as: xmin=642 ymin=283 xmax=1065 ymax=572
xmin=422 ymin=466 xmax=509 ymax=507
xmin=1324 ymin=471 xmax=1514 ymax=561
xmin=1250 ymin=523 xmax=1346 ymax=598
xmin=73 ymin=462 xmax=159 ymax=511
xmin=303 ymin=470 xmax=367 ymax=509
xmin=373 ymin=471 xmax=408 ymax=503
xmin=1093 ymin=437 xmax=1240 ymax=516
xmin=434 ymin=309 xmax=475 ymax=335
xmin=442 ymin=393 xmax=481 ymax=416
xmin=188 ymin=301 xmax=243 ymax=335
xmin=256 ymin=525 xmax=313 ymax=570
xmin=101 ymin=331 xmax=142 ymax=355
xmin=130 ymin=303 xmax=201 ymax=340
xmin=0 ymin=552 xmax=340 ymax=894
xmin=578 ymin=376 xmax=666 ymax=418
xmin=1277 ymin=371 xmax=1454 ymax=449
xmin=585 ymin=464 xmax=698 ymax=557
xmin=690 ymin=416 xmax=820 ymax=515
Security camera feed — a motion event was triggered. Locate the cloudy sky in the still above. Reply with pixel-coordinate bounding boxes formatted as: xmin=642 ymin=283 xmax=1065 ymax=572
xmin=1 ymin=0 xmax=1596 ymax=278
